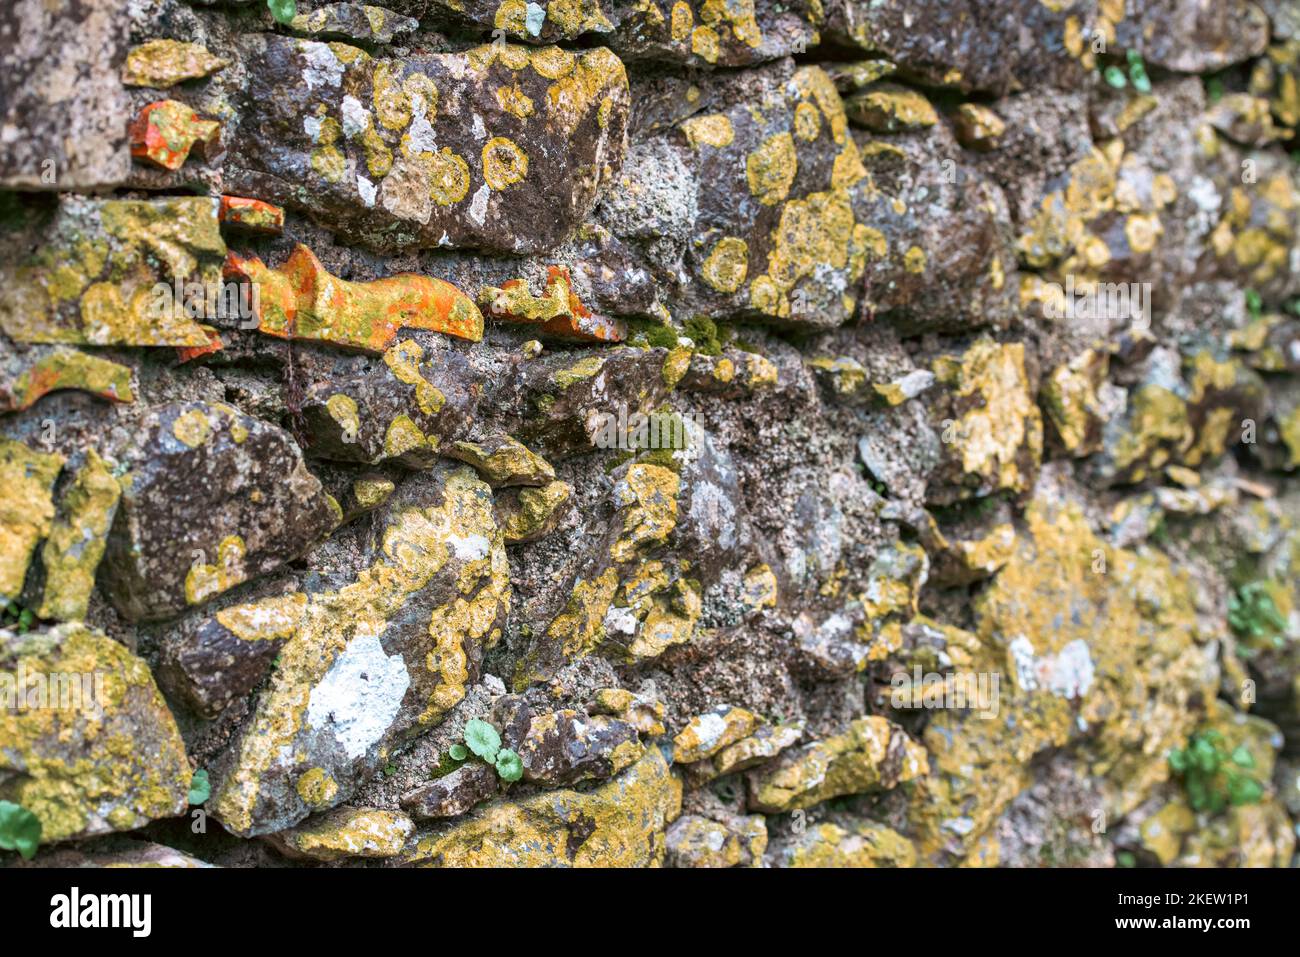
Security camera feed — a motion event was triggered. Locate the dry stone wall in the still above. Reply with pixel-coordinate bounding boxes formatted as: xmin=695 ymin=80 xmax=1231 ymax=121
xmin=2 ymin=0 xmax=1300 ymax=868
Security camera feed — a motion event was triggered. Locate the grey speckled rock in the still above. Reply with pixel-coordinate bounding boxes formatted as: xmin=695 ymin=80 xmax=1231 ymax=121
xmin=100 ymin=401 xmax=338 ymax=622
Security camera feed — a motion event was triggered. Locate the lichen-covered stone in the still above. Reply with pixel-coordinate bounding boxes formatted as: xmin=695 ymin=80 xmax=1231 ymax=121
xmin=665 ymin=813 xmax=766 ymax=868
xmin=0 ymin=197 xmax=225 ymax=347
xmin=208 ymin=465 xmax=510 ymax=836
xmin=299 ymin=337 xmax=483 ymax=467
xmin=33 ymin=450 xmax=124 ymax=622
xmin=129 ymin=100 xmax=221 ymax=171
xmin=0 ymin=624 xmax=191 ymax=844
xmin=496 ymin=480 xmax=572 ymax=543
xmin=518 ymin=708 xmax=644 ymax=786
xmin=226 ymin=35 xmax=629 ymax=255
xmin=225 ymin=244 xmax=484 ymax=352
xmin=123 ymin=40 xmax=229 ymax=88
xmin=445 ymin=434 xmax=555 ymax=487
xmin=0 ymin=437 xmax=64 ymax=603
xmin=268 ymin=807 xmax=415 ymax=860
xmin=0 ymin=348 xmax=134 ymax=413
xmin=399 ymin=748 xmax=678 ymax=866
xmin=100 ymin=401 xmax=338 ymax=621
xmin=673 ymin=705 xmax=760 ymax=763
xmin=218 ymin=196 xmax=285 ymax=235
xmin=288 ymin=3 xmax=418 ymax=44
xmin=769 ymin=820 xmax=916 ymax=868
xmin=747 ymin=716 xmax=927 ymax=812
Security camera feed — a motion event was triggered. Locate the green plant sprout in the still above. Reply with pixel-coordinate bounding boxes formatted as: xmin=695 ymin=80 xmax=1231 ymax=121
xmin=1245 ymin=288 xmax=1263 ymax=320
xmin=1228 ymin=580 xmax=1287 ymax=650
xmin=1101 ymin=51 xmax=1151 ymax=94
xmin=1126 ymin=50 xmax=1151 ymax=93
xmin=187 ymin=768 xmax=211 ymax=805
xmin=0 ymin=801 xmax=42 ymax=860
xmin=1 ymin=601 xmax=35 ymax=634
xmin=267 ymin=0 xmax=297 ymax=25
xmin=450 ymin=719 xmax=523 ymax=782
xmin=1167 ymin=729 xmax=1264 ymax=814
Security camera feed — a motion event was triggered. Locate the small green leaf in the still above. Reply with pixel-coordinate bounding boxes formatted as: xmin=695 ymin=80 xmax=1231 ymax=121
xmin=1115 ymin=850 xmax=1136 ymax=868
xmin=0 ymin=801 xmax=42 ymax=861
xmin=187 ymin=768 xmax=211 ymax=805
xmin=463 ymin=719 xmax=501 ymax=762
xmin=494 ymin=748 xmax=523 ymax=783
xmin=1230 ymin=745 xmax=1255 ymax=769
xmin=267 ymin=0 xmax=297 ymax=25
xmin=1103 ymin=65 xmax=1127 ymax=89
xmin=1245 ymin=289 xmax=1263 ymax=318
xmin=448 ymin=743 xmax=468 ymax=761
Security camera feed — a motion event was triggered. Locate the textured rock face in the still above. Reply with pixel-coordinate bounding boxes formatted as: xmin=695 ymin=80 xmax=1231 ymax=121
xmin=226 ymin=35 xmax=629 ymax=254
xmin=2 ymin=0 xmax=1299 ymax=872
xmin=101 ymin=401 xmax=338 ymax=622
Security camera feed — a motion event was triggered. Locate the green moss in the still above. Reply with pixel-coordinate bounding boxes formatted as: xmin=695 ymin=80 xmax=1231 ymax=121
xmin=1228 ymin=580 xmax=1287 ymax=652
xmin=1168 ymin=729 xmax=1264 ymax=814
xmin=628 ymin=318 xmax=680 ymax=350
xmin=683 ymin=316 xmax=723 ymax=356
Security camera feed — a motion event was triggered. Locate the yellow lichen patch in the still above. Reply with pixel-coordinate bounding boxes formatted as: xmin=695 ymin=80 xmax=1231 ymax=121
xmin=547 ymin=567 xmax=621 ymax=659
xmin=481 ymin=136 xmax=529 ymax=190
xmin=741 ymin=563 xmax=778 ymax=609
xmin=690 ymin=25 xmax=721 ymax=63
xmin=185 ymin=534 xmax=248 ymax=607
xmin=353 ymin=476 xmax=396 ymax=510
xmin=793 ymin=101 xmax=822 ymax=141
xmin=1016 ymin=147 xmax=1119 ymax=268
xmin=499 ymin=480 xmax=573 ymax=543
xmin=382 ymin=340 xmax=445 ymax=416
xmin=670 ymin=0 xmax=694 ymax=40
xmin=122 ymin=39 xmax=228 ymax=87
xmin=546 ymin=0 xmax=615 ymax=35
xmin=448 ymin=435 xmax=555 ymax=487
xmin=427 ymin=148 xmax=471 ymax=205
xmin=171 ymin=408 xmax=213 ymax=448
xmin=745 ymin=132 xmax=797 ymax=206
xmin=699 ymin=237 xmax=749 ymax=293
xmin=296 ymin=768 xmax=339 ymax=808
xmin=0 ymin=438 xmax=65 ymax=601
xmin=384 ymin=415 xmax=432 ymax=459
xmin=680 ymin=113 xmax=734 ymax=149
xmin=748 ymin=716 xmax=928 ymax=812
xmin=325 ymin=394 xmax=361 ymax=441
xmin=931 ymin=339 xmax=1043 ymax=497
xmin=611 ymin=464 xmax=679 ymax=563
xmin=903 ymin=246 xmax=927 ymax=274
xmin=6 ymin=349 xmax=134 ymax=413
xmin=274 ymin=807 xmax=414 ymax=861
xmin=846 ymin=89 xmax=939 ymax=132
xmin=495 ymin=83 xmax=535 ymax=119
xmin=36 ymin=450 xmax=123 ymax=622
xmin=0 ymin=623 xmax=192 ymax=843
xmin=1041 ymin=347 xmax=1111 ymax=456
xmin=402 ymin=748 xmax=679 ymax=867
xmin=216 ymin=593 xmax=309 ymax=642
xmin=674 ymin=707 xmax=761 ymax=763
xmin=774 ymin=822 xmax=917 ymax=868
xmin=544 ymin=47 xmax=626 ymax=136
xmin=952 ymin=103 xmax=1006 ymax=150
xmin=753 ymin=189 xmax=868 ymax=319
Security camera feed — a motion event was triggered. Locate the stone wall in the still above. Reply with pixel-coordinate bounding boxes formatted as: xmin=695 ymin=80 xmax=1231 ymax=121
xmin=1 ymin=0 xmax=1299 ymax=868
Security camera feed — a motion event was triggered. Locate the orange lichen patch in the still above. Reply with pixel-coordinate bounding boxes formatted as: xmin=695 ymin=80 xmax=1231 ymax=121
xmin=223 ymin=244 xmax=483 ymax=352
xmin=128 ymin=100 xmax=221 ymax=171
xmin=175 ymin=326 xmax=225 ymax=363
xmin=3 ymin=349 xmax=134 ymax=412
xmin=218 ymin=196 xmax=286 ymax=236
xmin=478 ymin=266 xmax=626 ymax=342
